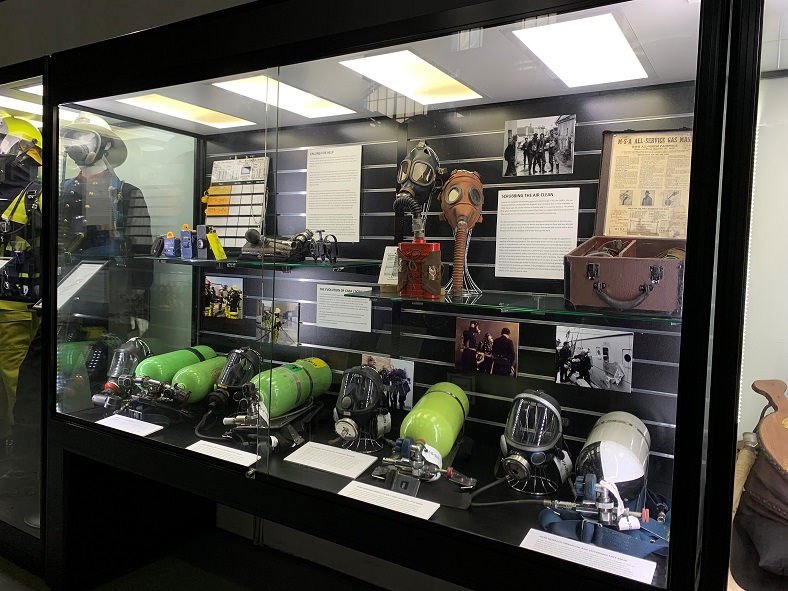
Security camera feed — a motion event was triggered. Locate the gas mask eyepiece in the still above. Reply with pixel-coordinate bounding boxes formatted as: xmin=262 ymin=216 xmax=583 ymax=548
xmin=499 ymin=390 xmax=571 ymax=495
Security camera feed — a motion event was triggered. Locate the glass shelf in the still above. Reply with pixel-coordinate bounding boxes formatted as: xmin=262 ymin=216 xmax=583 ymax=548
xmin=346 ymin=288 xmax=682 ymax=325
xmin=148 ymin=256 xmax=382 ymax=271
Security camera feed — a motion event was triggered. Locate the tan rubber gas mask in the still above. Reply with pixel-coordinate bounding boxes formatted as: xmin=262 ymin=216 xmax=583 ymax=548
xmin=439 ymin=170 xmax=484 ymax=295
xmin=439 ymin=170 xmax=484 ymax=231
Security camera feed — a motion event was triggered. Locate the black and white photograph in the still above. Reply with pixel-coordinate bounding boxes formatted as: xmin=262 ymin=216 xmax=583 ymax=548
xmin=256 ymin=300 xmax=300 ymax=345
xmin=640 ymin=189 xmax=655 ymax=207
xmin=203 ymin=275 xmax=244 ymax=320
xmin=555 ymin=326 xmax=634 ymax=392
xmin=361 ymin=354 xmax=415 ymax=410
xmin=502 ymin=115 xmax=576 ymax=177
xmin=455 ymin=317 xmax=519 ymax=377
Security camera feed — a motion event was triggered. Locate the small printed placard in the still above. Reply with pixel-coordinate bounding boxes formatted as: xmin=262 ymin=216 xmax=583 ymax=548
xmin=338 ymin=481 xmax=440 ymax=520
xmin=284 ymin=442 xmax=377 ymax=479
xmin=95 ymin=415 xmax=164 ymax=437
xmin=377 ymin=246 xmax=399 ymax=286
xmin=185 ymin=440 xmax=259 ymax=467
xmin=520 ymin=530 xmax=657 ymax=584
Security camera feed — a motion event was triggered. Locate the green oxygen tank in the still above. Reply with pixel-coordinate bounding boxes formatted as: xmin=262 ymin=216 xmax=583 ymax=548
xmin=134 ymin=346 xmax=216 ymax=383
xmin=400 ymin=382 xmax=470 ymax=459
xmin=57 ymin=341 xmax=92 ymax=374
xmin=171 ymin=356 xmax=228 ymax=403
xmin=252 ymin=357 xmax=332 ymax=418
xmin=293 ymin=357 xmax=333 ymax=394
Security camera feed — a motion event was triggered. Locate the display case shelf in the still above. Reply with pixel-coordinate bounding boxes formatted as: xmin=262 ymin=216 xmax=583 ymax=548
xmin=148 ymin=256 xmax=382 ymax=271
xmin=345 ymin=288 xmax=682 ymax=325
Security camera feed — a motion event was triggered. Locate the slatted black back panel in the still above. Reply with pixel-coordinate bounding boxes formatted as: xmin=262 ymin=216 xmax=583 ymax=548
xmin=201 ymin=81 xmax=694 ymax=489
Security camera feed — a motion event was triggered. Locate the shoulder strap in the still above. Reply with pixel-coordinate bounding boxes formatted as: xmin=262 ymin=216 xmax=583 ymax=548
xmin=109 ymin=176 xmax=126 ymax=229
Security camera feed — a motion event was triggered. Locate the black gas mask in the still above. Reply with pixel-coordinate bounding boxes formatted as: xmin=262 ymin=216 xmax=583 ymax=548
xmin=393 ymin=141 xmax=442 ymax=239
xmin=499 ymin=390 xmax=572 ymax=495
xmin=206 ymin=347 xmax=263 ymax=413
xmin=92 ymin=337 xmax=153 ymax=409
xmin=333 ymin=366 xmax=391 ymax=452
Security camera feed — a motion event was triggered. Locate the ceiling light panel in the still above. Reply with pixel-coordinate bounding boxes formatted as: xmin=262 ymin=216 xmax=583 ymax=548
xmin=17 ymin=84 xmax=44 ymax=96
xmin=0 ymin=96 xmax=42 ymax=116
xmin=213 ymin=76 xmax=355 ymax=118
xmin=513 ymin=14 xmax=647 ymax=88
xmin=117 ymin=94 xmax=254 ymax=129
xmin=339 ymin=50 xmax=482 ymax=105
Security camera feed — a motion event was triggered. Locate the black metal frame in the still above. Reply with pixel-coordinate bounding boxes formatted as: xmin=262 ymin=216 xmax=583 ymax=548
xmin=0 ymin=56 xmax=46 ymax=575
xmin=699 ymin=0 xmax=765 ymax=589
xmin=38 ymin=0 xmax=749 ymax=588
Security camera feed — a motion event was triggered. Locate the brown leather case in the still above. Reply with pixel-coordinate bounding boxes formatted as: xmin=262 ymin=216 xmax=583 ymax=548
xmin=565 ymin=237 xmax=685 ymax=316
xmin=564 ymin=130 xmax=687 ymax=317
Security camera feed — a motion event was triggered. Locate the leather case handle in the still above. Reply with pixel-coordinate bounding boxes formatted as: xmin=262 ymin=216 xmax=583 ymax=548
xmin=593 ymin=283 xmax=652 ymax=311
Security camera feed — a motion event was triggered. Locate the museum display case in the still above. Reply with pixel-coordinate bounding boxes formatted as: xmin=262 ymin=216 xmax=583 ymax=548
xmin=0 ymin=60 xmax=46 ymax=571
xmin=43 ymin=0 xmax=739 ymax=588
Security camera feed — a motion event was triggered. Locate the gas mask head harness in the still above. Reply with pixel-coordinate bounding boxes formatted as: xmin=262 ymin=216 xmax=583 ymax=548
xmin=393 ymin=141 xmax=443 ymax=238
xmin=333 ymin=366 xmax=391 ymax=444
xmin=60 ymin=113 xmax=128 ymax=169
xmin=499 ymin=390 xmax=572 ymax=495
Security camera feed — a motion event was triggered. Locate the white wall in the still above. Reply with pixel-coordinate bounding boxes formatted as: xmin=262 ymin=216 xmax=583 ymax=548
xmin=738 ymin=76 xmax=788 ymax=437
xmin=0 ymin=0 xmax=254 ymax=68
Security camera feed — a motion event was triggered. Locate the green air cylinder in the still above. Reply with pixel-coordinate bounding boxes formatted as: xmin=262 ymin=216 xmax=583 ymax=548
xmin=400 ymin=382 xmax=470 ymax=459
xmin=252 ymin=357 xmax=331 ymax=418
xmin=57 ymin=341 xmax=92 ymax=374
xmin=293 ymin=357 xmax=332 ymax=395
xmin=134 ymin=346 xmax=216 ymax=383
xmin=171 ymin=355 xmax=228 ymax=403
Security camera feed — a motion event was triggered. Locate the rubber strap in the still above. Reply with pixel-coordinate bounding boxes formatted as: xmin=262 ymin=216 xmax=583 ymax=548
xmin=428 ymin=389 xmax=467 ymax=420
xmin=282 ymin=365 xmax=304 ymax=405
xmin=186 ymin=347 xmax=206 ymax=362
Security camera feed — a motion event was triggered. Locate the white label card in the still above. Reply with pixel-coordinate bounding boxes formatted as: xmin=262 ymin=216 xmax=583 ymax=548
xmin=306 ymin=145 xmax=362 ymax=243
xmin=185 ymin=440 xmax=259 ymax=467
xmin=0 ymin=258 xmax=9 ymax=272
xmin=377 ymin=246 xmax=399 ymax=286
xmin=316 ymin=284 xmax=372 ymax=332
xmin=495 ymin=188 xmax=579 ymax=280
xmin=96 ymin=415 xmax=164 ymax=437
xmin=520 ymin=530 xmax=657 ymax=585
xmin=284 ymin=442 xmax=377 ymax=479
xmin=338 ymin=481 xmax=440 ymax=520
xmin=57 ymin=262 xmax=107 ymax=310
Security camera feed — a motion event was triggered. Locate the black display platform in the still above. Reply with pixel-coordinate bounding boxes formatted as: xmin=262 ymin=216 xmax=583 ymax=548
xmin=66 ymin=400 xmax=668 ymax=588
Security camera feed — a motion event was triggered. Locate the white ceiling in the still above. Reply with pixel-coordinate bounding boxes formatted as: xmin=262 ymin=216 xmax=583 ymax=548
xmin=74 ymin=0 xmax=704 ymax=135
xmin=2 ymin=0 xmax=785 ymax=137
